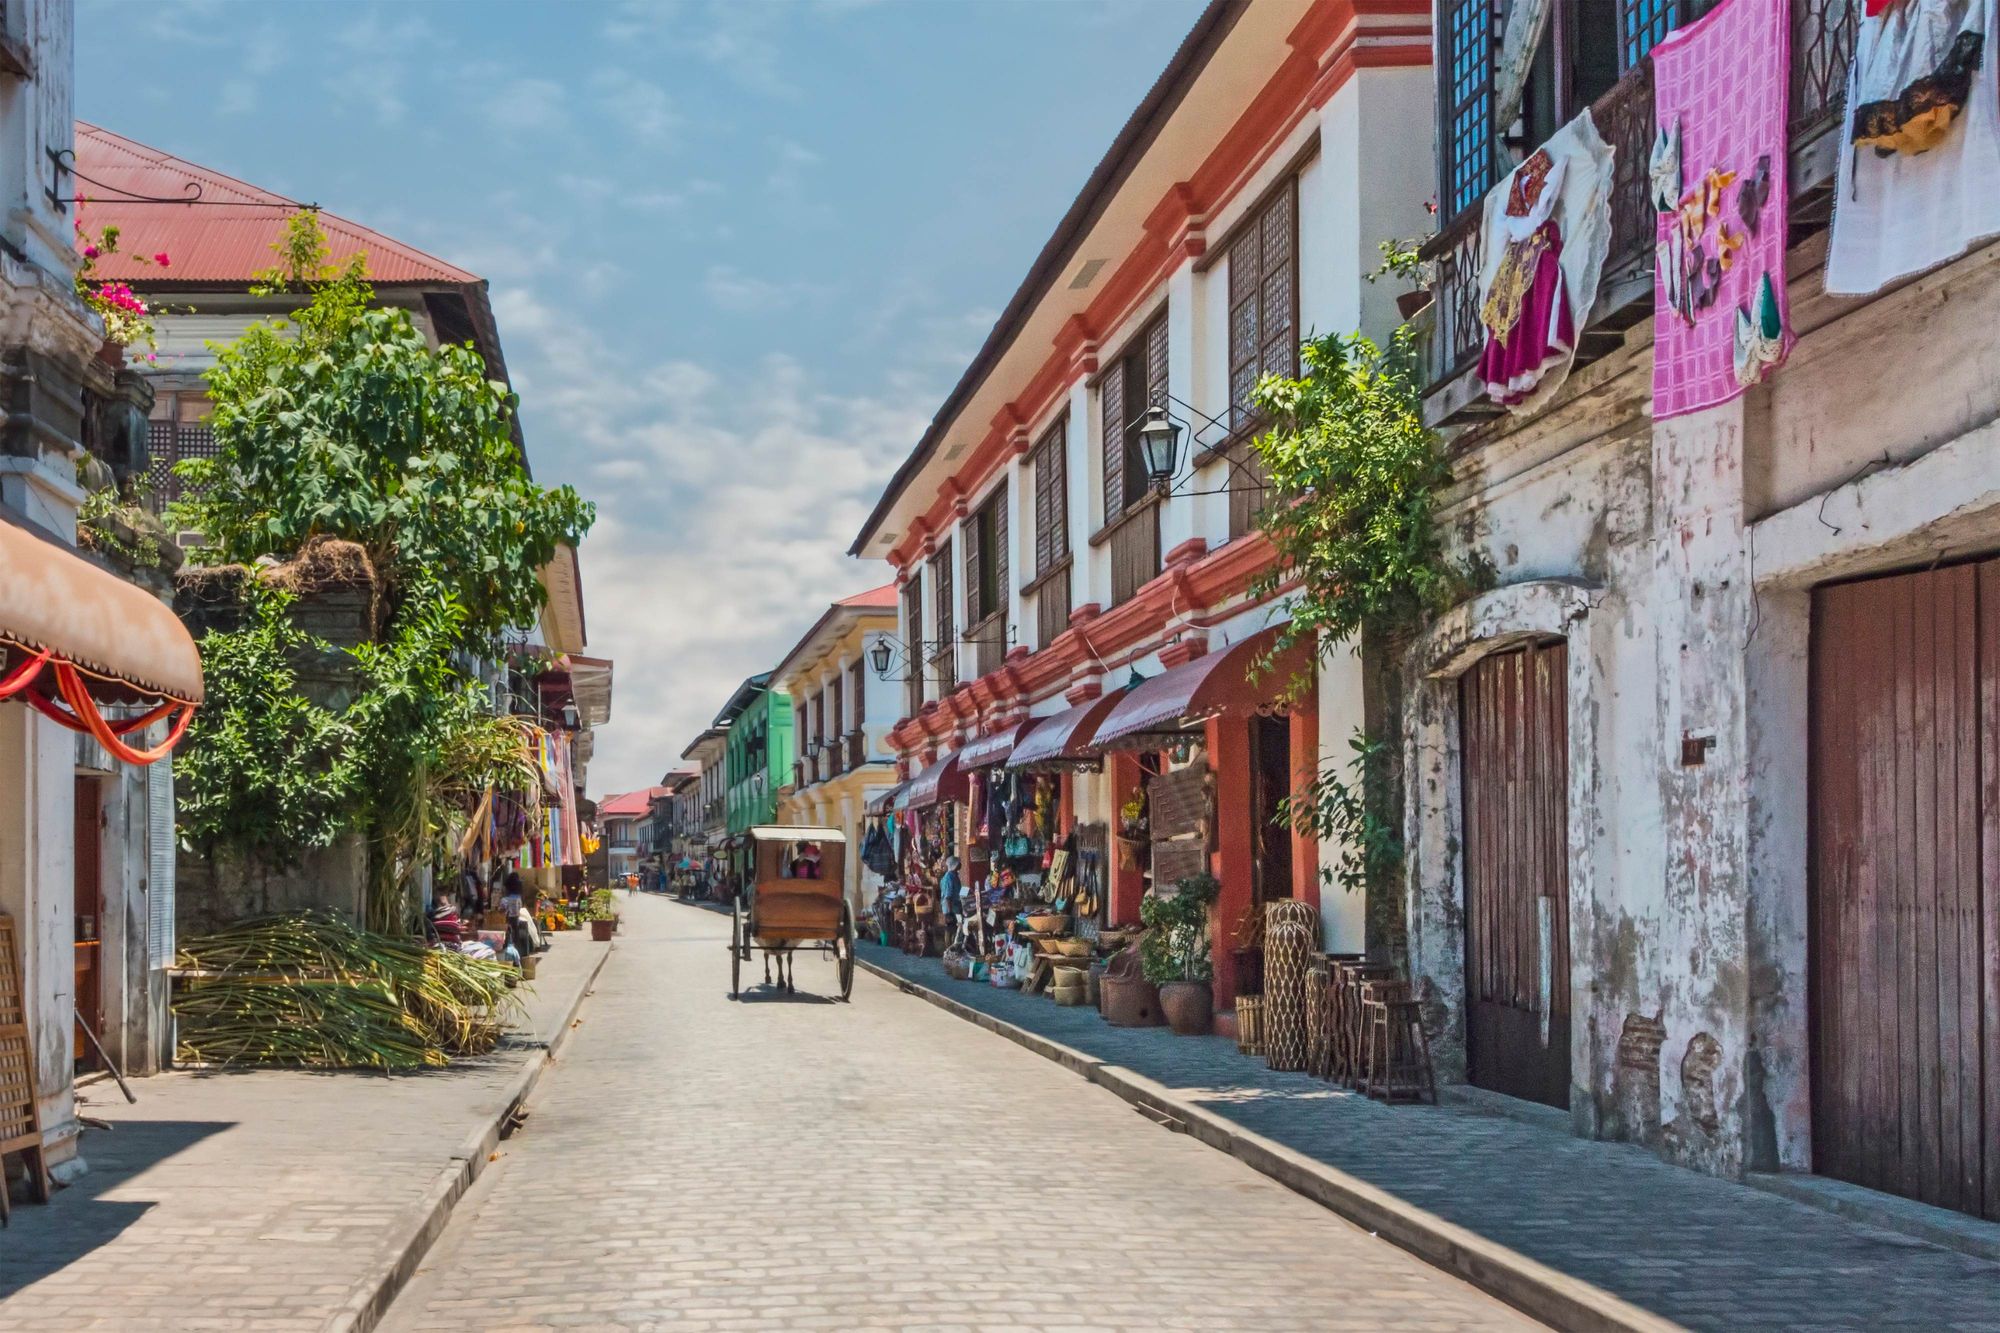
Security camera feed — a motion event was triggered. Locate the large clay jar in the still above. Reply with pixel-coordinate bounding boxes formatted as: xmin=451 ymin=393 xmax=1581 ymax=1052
xmin=1100 ymin=974 xmax=1163 ymax=1027
xmin=1158 ymin=980 xmax=1213 ymax=1036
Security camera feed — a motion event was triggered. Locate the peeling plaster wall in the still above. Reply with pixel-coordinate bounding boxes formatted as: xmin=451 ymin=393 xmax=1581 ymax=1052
xmin=1404 ymin=235 xmax=2000 ymax=1185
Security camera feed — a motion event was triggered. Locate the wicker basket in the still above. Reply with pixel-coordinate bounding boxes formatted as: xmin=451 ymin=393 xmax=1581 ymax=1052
xmin=1263 ymin=900 xmax=1320 ymax=1072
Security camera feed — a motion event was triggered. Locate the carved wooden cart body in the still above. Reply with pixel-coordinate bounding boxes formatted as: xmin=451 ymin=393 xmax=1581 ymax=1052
xmin=730 ymin=826 xmax=854 ymax=1000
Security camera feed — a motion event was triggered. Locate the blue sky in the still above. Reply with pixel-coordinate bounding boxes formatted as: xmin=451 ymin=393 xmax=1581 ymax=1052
xmin=77 ymin=0 xmax=1206 ymax=797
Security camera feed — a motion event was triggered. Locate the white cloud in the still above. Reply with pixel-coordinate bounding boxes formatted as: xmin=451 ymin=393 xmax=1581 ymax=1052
xmin=591 ymin=70 xmax=681 ymax=145
xmin=489 ymin=285 xmax=934 ymax=798
xmin=600 ymin=0 xmax=798 ymax=100
xmin=484 ymin=76 xmax=570 ymax=135
xmin=701 ymin=264 xmax=830 ymax=315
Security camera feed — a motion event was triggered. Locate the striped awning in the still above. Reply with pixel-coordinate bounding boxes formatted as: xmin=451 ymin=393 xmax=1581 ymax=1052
xmin=1087 ymin=625 xmax=1310 ymax=752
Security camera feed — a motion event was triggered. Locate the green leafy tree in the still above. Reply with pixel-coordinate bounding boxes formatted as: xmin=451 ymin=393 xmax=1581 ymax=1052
xmin=1139 ymin=872 xmax=1221 ymax=986
xmin=172 ymin=213 xmax=594 ymax=642
xmin=174 ymin=583 xmax=359 ymax=866
xmin=1248 ymin=329 xmax=1456 ymax=648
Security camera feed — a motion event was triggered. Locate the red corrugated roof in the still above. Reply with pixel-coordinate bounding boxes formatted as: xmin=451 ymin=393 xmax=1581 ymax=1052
xmin=837 ymin=583 xmax=898 ymax=608
xmin=599 ymin=786 xmax=669 ymax=817
xmin=73 ymin=123 xmax=479 ymax=286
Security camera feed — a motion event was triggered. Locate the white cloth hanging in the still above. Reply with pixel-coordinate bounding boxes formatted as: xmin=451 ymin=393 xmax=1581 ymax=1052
xmin=1826 ymin=0 xmax=2000 ymax=293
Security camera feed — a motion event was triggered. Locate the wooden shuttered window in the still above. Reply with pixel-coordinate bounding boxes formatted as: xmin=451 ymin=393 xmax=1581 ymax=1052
xmin=1032 ymin=415 xmax=1069 ymax=576
xmin=963 ymin=489 xmax=1008 ymax=624
xmin=902 ymin=575 xmax=924 ymax=716
xmin=850 ymin=658 xmax=865 ymax=726
xmin=930 ymin=544 xmax=956 ymax=694
xmin=1100 ymin=316 xmax=1168 ymax=525
xmin=1226 ymin=177 xmax=1299 ymax=431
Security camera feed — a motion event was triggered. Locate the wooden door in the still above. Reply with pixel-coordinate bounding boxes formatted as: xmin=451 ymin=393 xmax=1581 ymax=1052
xmin=1460 ymin=640 xmax=1571 ymax=1108
xmin=1251 ymin=713 xmax=1294 ymax=902
xmin=73 ymin=776 xmax=102 ymax=1073
xmin=1810 ymin=560 xmax=1991 ymax=1218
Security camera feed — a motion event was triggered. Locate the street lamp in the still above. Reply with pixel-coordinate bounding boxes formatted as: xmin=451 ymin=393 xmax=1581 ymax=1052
xmin=561 ymin=701 xmax=579 ymax=731
xmin=868 ymin=638 xmax=894 ymax=677
xmin=1137 ymin=401 xmax=1182 ymax=492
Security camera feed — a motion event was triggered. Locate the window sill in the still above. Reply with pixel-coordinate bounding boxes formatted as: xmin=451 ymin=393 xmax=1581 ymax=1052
xmin=1087 ymin=490 xmax=1163 ymax=548
xmin=1023 ymin=555 xmax=1072 ymax=599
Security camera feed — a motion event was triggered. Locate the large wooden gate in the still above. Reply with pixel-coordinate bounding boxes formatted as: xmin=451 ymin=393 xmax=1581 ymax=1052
xmin=1810 ymin=560 xmax=1995 ymax=1218
xmin=1460 ymin=639 xmax=1571 ymax=1108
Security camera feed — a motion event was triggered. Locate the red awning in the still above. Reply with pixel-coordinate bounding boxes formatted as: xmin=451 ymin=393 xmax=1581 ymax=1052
xmin=0 ymin=516 xmax=202 ymax=766
xmin=1006 ymin=689 xmax=1126 ymax=770
xmin=898 ymin=752 xmax=968 ymax=811
xmin=954 ymin=720 xmax=1033 ymax=771
xmin=1087 ymin=625 xmax=1312 ymax=752
xmin=866 ymin=782 xmax=906 ymax=815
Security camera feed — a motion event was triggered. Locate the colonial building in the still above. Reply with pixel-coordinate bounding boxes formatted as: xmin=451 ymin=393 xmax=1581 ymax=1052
xmin=719 ymin=673 xmax=791 ymax=843
xmin=70 ymin=122 xmax=608 ymax=921
xmin=680 ymin=726 xmax=728 ymax=884
xmin=772 ymin=585 xmax=901 ymax=912
xmin=849 ymin=0 xmax=1433 ymax=1021
xmin=1401 ymin=0 xmax=2000 ymax=1223
xmin=0 ymin=0 xmax=207 ymax=1176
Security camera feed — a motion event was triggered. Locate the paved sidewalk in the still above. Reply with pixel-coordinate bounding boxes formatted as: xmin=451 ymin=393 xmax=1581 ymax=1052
xmin=859 ymin=943 xmax=2000 ymax=1332
xmin=0 ymin=928 xmax=611 ymax=1333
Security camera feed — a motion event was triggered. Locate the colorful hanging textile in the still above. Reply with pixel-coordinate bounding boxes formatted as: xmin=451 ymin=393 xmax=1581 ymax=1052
xmin=1828 ymin=0 xmax=2000 ymax=294
xmin=1650 ymin=0 xmax=1793 ymax=417
xmin=1475 ymin=111 xmax=1615 ymax=413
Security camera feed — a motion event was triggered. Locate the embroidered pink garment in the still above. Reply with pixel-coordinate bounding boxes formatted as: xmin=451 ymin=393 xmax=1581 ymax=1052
xmin=1651 ymin=0 xmax=1793 ymax=418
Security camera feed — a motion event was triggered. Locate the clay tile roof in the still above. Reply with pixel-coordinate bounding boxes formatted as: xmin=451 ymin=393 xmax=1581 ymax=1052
xmin=837 ymin=583 xmax=899 ymax=609
xmin=72 ymin=122 xmax=480 ymax=286
xmin=599 ymin=787 xmax=668 ymax=818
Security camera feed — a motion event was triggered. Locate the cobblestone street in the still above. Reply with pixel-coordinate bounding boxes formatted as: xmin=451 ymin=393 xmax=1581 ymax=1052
xmin=381 ymin=895 xmax=1536 ymax=1331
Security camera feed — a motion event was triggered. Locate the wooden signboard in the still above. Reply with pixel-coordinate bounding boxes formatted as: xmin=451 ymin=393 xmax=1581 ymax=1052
xmin=1150 ymin=754 xmax=1211 ymax=896
xmin=1149 ymin=759 xmax=1210 ymax=841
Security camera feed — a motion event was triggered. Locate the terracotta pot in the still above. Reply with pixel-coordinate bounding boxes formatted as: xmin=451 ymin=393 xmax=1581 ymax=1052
xmin=1396 ymin=287 xmax=1433 ymax=320
xmin=590 ymin=919 xmax=613 ymax=942
xmin=1159 ymin=980 xmax=1213 ymax=1036
xmin=1100 ymin=974 xmax=1162 ymax=1027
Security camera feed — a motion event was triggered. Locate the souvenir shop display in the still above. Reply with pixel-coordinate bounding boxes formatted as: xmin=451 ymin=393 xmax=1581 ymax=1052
xmin=1476 ymin=111 xmax=1616 ymax=412
xmin=1828 ymin=0 xmax=2000 ymax=294
xmin=1651 ymin=0 xmax=1793 ymax=414
xmin=1263 ymin=899 xmax=1321 ymax=1072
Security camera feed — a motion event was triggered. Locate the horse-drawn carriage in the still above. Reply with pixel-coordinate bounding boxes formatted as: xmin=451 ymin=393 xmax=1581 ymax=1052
xmin=729 ymin=826 xmax=855 ymax=1000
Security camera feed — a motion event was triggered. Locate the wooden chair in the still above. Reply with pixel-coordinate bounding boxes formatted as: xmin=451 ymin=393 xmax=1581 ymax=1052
xmin=0 ymin=914 xmax=51 ymax=1225
xmin=1359 ymin=977 xmax=1437 ymax=1104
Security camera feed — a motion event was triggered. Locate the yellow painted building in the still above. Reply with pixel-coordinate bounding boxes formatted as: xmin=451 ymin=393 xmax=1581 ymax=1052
xmin=771 ymin=585 xmax=900 ymax=913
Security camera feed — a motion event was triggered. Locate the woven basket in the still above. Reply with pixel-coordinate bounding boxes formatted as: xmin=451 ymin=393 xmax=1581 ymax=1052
xmin=1263 ymin=900 xmax=1320 ymax=1072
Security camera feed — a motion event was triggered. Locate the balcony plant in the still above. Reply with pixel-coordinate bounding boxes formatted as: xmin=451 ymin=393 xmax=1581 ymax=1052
xmin=1140 ymin=871 xmax=1220 ymax=1035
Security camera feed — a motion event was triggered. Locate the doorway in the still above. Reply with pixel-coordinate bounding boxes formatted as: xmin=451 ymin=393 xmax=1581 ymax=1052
xmin=1251 ymin=713 xmax=1294 ymax=903
xmin=1459 ymin=640 xmax=1571 ymax=1108
xmin=73 ymin=775 xmax=103 ymax=1073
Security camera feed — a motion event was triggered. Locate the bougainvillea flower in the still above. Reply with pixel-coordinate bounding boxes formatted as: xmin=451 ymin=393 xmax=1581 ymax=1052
xmin=153 ymin=253 xmax=170 ymax=267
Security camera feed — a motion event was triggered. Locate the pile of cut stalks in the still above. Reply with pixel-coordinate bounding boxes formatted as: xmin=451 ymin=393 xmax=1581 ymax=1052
xmin=173 ymin=913 xmax=523 ymax=1070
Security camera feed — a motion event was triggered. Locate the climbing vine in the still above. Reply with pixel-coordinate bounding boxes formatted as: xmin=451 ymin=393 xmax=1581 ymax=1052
xmin=1247 ymin=328 xmax=1462 ymax=915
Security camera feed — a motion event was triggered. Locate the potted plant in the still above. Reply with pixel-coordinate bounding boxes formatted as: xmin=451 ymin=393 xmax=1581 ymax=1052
xmin=1141 ymin=872 xmax=1220 ymax=1035
xmin=1115 ymin=791 xmax=1148 ymax=871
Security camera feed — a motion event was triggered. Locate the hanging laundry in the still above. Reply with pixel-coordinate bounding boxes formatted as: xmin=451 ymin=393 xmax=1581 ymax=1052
xmin=1829 ymin=0 xmax=2000 ymax=293
xmin=1651 ymin=0 xmax=1794 ymax=416
xmin=1475 ymin=111 xmax=1616 ymax=413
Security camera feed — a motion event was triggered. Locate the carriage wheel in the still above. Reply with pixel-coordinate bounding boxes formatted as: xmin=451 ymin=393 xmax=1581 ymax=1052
xmin=730 ymin=898 xmax=742 ymax=998
xmin=836 ymin=903 xmax=856 ymax=1001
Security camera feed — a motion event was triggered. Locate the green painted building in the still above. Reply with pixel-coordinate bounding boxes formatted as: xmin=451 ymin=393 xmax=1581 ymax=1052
xmin=719 ymin=672 xmax=792 ymax=838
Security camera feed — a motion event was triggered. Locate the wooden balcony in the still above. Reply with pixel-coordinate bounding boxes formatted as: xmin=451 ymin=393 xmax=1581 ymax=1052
xmin=1417 ymin=0 xmax=1858 ymax=427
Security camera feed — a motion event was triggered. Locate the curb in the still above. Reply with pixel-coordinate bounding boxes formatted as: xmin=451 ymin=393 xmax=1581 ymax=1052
xmin=856 ymin=956 xmax=1677 ymax=1333
xmin=329 ymin=940 xmax=614 ymax=1333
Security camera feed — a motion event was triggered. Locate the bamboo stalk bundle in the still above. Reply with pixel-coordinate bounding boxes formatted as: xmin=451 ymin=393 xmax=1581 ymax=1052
xmin=173 ymin=913 xmax=522 ymax=1069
